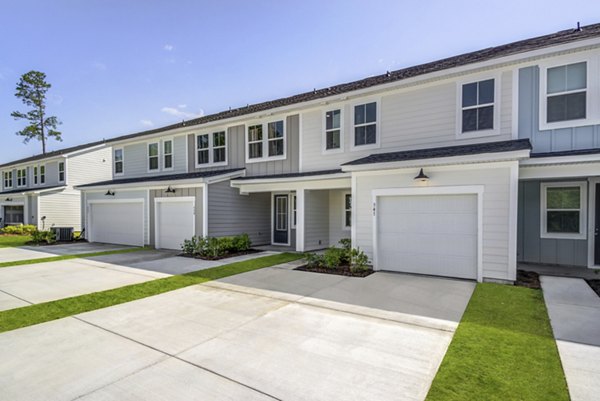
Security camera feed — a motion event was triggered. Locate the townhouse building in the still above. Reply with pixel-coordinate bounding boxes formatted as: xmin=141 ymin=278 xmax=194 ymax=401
xmin=68 ymin=23 xmax=600 ymax=282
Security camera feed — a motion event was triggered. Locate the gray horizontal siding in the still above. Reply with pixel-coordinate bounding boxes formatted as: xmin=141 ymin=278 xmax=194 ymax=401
xmin=518 ymin=66 xmax=600 ymax=153
xmin=149 ymin=187 xmax=203 ymax=246
xmin=119 ymin=136 xmax=187 ymax=178
xmin=517 ymin=180 xmax=588 ymax=266
xmin=207 ymin=180 xmax=270 ymax=246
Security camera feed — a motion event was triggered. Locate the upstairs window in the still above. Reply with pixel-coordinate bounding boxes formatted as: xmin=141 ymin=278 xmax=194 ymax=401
xmin=541 ymin=182 xmax=586 ymax=239
xmin=344 ymin=193 xmax=352 ymax=228
xmin=213 ymin=131 xmax=226 ymax=163
xmin=40 ymin=165 xmax=45 ymax=184
xmin=248 ymin=125 xmax=263 ymax=159
xmin=196 ymin=131 xmax=227 ymax=166
xmin=196 ymin=134 xmax=210 ymax=165
xmin=33 ymin=166 xmax=38 ymax=185
xmin=461 ymin=79 xmax=495 ymax=132
xmin=163 ymin=140 xmax=173 ymax=170
xmin=58 ymin=162 xmax=65 ymax=182
xmin=3 ymin=171 xmax=12 ymax=189
xmin=17 ymin=168 xmax=27 ymax=187
xmin=546 ymin=62 xmax=586 ymax=123
xmin=268 ymin=121 xmax=284 ymax=157
xmin=114 ymin=148 xmax=124 ymax=175
xmin=148 ymin=143 xmax=159 ymax=171
xmin=354 ymin=102 xmax=377 ymax=146
xmin=325 ymin=109 xmax=342 ymax=150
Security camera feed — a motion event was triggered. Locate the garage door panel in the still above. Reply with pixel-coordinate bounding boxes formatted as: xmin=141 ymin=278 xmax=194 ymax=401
xmin=377 ymin=194 xmax=477 ymax=280
xmin=90 ymin=202 xmax=144 ymax=247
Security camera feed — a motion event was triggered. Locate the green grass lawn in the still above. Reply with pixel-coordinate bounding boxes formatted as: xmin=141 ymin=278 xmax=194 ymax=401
xmin=0 ymin=235 xmax=31 ymax=248
xmin=426 ymin=283 xmax=569 ymax=401
xmin=0 ymin=252 xmax=302 ymax=333
xmin=0 ymin=247 xmax=148 ymax=268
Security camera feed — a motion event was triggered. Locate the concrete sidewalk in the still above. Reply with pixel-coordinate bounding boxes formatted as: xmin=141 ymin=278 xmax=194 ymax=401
xmin=0 ymin=243 xmax=133 ymax=263
xmin=541 ymin=276 xmax=600 ymax=401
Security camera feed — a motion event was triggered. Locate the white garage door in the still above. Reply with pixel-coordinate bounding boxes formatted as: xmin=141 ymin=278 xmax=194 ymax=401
xmin=89 ymin=202 xmax=144 ymax=246
xmin=376 ymin=194 xmax=478 ymax=280
xmin=155 ymin=198 xmax=195 ymax=250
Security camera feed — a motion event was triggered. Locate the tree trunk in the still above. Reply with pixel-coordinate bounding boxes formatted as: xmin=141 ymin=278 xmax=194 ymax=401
xmin=40 ymin=105 xmax=45 ymax=154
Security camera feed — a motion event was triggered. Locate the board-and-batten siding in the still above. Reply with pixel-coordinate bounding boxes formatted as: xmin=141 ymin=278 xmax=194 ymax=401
xmin=207 ymin=180 xmax=270 ymax=246
xmin=148 ymin=187 xmax=203 ymax=246
xmin=518 ymin=66 xmax=600 ymax=152
xmin=355 ymin=165 xmax=513 ymax=280
xmin=187 ymin=115 xmax=300 ymax=176
xmin=301 ymin=70 xmax=513 ymax=171
xmin=304 ymin=190 xmax=329 ymax=250
xmin=83 ymin=190 xmax=149 ymax=244
xmin=119 ymin=135 xmax=187 ymax=178
xmin=517 ymin=180 xmax=587 ymax=266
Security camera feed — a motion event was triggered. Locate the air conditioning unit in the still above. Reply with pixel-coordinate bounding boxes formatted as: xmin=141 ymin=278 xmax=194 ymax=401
xmin=51 ymin=227 xmax=74 ymax=242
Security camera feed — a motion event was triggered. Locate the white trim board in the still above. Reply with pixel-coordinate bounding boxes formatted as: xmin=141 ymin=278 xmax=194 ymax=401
xmin=371 ymin=185 xmax=484 ymax=282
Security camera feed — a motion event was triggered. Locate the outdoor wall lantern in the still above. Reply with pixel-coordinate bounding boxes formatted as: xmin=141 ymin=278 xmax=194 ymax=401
xmin=5 ymin=198 xmax=12 ymax=202
xmin=165 ymin=186 xmax=176 ymax=194
xmin=105 ymin=190 xmax=115 ymax=196
xmin=414 ymin=168 xmax=430 ymax=182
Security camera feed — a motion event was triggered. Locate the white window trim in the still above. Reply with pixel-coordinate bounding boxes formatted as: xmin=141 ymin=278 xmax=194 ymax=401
xmin=245 ymin=119 xmax=287 ymax=163
xmin=538 ymin=55 xmax=600 ymax=131
xmin=350 ymin=99 xmax=381 ymax=152
xmin=58 ymin=162 xmax=65 ymax=183
xmin=147 ymin=142 xmax=160 ymax=172
xmin=114 ymin=148 xmax=125 ymax=176
xmin=291 ymin=194 xmax=297 ymax=229
xmin=162 ymin=138 xmax=174 ymax=171
xmin=195 ymin=131 xmax=228 ymax=168
xmin=540 ymin=181 xmax=587 ymax=240
xmin=455 ymin=73 xmax=501 ymax=139
xmin=322 ymin=108 xmax=344 ymax=154
xmin=343 ymin=191 xmax=351 ymax=231
xmin=17 ymin=168 xmax=27 ymax=188
xmin=3 ymin=171 xmax=13 ymax=189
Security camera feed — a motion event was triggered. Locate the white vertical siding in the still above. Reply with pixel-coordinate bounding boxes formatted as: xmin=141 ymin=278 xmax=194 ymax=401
xmin=354 ymin=164 xmax=514 ymax=280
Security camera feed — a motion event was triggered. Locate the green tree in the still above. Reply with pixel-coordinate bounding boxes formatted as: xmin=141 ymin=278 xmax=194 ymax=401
xmin=11 ymin=70 xmax=62 ymax=154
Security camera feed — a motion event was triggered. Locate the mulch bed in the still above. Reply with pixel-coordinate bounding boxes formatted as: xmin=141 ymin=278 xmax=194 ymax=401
xmin=295 ymin=264 xmax=374 ymax=277
xmin=587 ymin=280 xmax=600 ymax=297
xmin=179 ymin=249 xmax=261 ymax=261
xmin=515 ymin=270 xmax=541 ymax=289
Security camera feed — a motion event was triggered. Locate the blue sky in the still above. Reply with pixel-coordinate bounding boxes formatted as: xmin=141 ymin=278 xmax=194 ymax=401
xmin=0 ymin=0 xmax=597 ymax=162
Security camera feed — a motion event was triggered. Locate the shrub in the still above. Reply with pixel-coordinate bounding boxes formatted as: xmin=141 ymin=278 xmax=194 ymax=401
xmin=181 ymin=233 xmax=252 ymax=259
xmin=350 ymin=247 xmax=370 ymax=272
xmin=338 ymin=238 xmax=351 ymax=265
xmin=232 ymin=233 xmax=251 ymax=252
xmin=323 ymin=247 xmax=343 ymax=269
xmin=1 ymin=224 xmax=37 ymax=235
xmin=30 ymin=229 xmax=56 ymax=245
xmin=305 ymin=252 xmax=325 ymax=268
xmin=182 ymin=237 xmax=199 ymax=256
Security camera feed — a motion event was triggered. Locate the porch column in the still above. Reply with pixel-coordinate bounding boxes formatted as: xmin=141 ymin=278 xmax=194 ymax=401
xmin=296 ymin=189 xmax=305 ymax=252
xmin=23 ymin=196 xmax=29 ymax=225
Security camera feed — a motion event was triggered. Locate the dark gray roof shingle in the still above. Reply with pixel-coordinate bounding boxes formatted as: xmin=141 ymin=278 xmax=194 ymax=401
xmin=0 ymin=140 xmax=106 ymax=169
xmin=76 ymin=168 xmax=245 ymax=188
xmin=343 ymin=139 xmax=532 ymax=166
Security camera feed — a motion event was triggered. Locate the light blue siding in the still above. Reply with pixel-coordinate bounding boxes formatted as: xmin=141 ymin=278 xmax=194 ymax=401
xmin=517 ymin=180 xmax=588 ymax=266
xmin=518 ymin=66 xmax=600 ymax=152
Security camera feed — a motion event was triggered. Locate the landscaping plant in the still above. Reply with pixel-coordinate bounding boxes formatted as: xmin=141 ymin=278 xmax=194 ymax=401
xmin=181 ymin=233 xmax=253 ymax=259
xmin=1 ymin=224 xmax=37 ymax=236
xmin=30 ymin=229 xmax=56 ymax=245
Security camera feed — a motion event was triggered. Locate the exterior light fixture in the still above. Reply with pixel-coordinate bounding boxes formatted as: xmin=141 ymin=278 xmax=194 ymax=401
xmin=5 ymin=198 xmax=12 ymax=202
xmin=165 ymin=186 xmax=176 ymax=194
xmin=414 ymin=168 xmax=429 ymax=182
xmin=105 ymin=190 xmax=115 ymax=196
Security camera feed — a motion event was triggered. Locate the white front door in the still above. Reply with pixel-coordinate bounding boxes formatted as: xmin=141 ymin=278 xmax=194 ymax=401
xmin=155 ymin=198 xmax=195 ymax=250
xmin=89 ymin=201 xmax=144 ymax=246
xmin=376 ymin=194 xmax=478 ymax=280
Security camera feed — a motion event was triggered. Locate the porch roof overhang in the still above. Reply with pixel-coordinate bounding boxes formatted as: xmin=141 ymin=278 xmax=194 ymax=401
xmin=231 ymin=169 xmax=351 ymax=194
xmin=0 ymin=185 xmax=66 ymax=196
xmin=341 ymin=139 xmax=532 ymax=172
xmin=75 ymin=168 xmax=246 ymax=191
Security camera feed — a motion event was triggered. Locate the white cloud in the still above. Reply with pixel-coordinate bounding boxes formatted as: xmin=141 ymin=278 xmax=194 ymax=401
xmin=161 ymin=106 xmax=204 ymax=120
xmin=177 ymin=104 xmax=187 ymax=109
xmin=140 ymin=119 xmax=154 ymax=127
xmin=163 ymin=44 xmax=174 ymax=51
xmin=92 ymin=61 xmax=107 ymax=71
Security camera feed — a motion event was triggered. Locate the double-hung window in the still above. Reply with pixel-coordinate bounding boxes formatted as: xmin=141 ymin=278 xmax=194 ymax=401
xmin=33 ymin=166 xmax=38 ymax=185
xmin=58 ymin=162 xmax=65 ymax=182
xmin=541 ymin=182 xmax=586 ymax=239
xmin=17 ymin=168 xmax=27 ymax=187
xmin=39 ymin=165 xmax=45 ymax=184
xmin=196 ymin=134 xmax=210 ymax=165
xmin=354 ymin=102 xmax=377 ymax=146
xmin=3 ymin=171 xmax=12 ymax=189
xmin=213 ymin=131 xmax=226 ymax=163
xmin=163 ymin=140 xmax=173 ymax=170
xmin=148 ymin=143 xmax=159 ymax=171
xmin=546 ymin=62 xmax=587 ymax=123
xmin=461 ymin=79 xmax=495 ymax=133
xmin=114 ymin=148 xmax=124 ymax=175
xmin=196 ymin=131 xmax=227 ymax=166
xmin=325 ymin=109 xmax=342 ymax=150
xmin=344 ymin=193 xmax=352 ymax=229
xmin=246 ymin=120 xmax=285 ymax=161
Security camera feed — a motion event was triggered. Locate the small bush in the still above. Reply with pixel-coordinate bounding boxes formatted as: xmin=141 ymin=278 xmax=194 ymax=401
xmin=323 ymin=247 xmax=343 ymax=269
xmin=232 ymin=233 xmax=251 ymax=252
xmin=350 ymin=247 xmax=370 ymax=272
xmin=305 ymin=252 xmax=325 ymax=268
xmin=181 ymin=233 xmax=252 ymax=258
xmin=182 ymin=237 xmax=199 ymax=256
xmin=338 ymin=238 xmax=351 ymax=265
xmin=30 ymin=229 xmax=56 ymax=245
xmin=1 ymin=224 xmax=37 ymax=235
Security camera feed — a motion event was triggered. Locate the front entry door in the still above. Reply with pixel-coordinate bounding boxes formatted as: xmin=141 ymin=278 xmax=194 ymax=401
xmin=595 ymin=184 xmax=600 ymax=265
xmin=273 ymin=195 xmax=289 ymax=245
xmin=3 ymin=206 xmax=24 ymax=226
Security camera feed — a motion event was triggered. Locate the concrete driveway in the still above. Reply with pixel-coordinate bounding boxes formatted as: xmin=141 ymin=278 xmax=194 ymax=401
xmin=0 ymin=242 xmax=134 ymax=263
xmin=0 ymin=266 xmax=475 ymax=401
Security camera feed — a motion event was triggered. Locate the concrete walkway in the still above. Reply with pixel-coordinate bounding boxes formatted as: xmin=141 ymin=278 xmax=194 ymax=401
xmin=0 ymin=265 xmax=474 ymax=401
xmin=0 ymin=243 xmax=134 ymax=263
xmin=541 ymin=276 xmax=600 ymax=401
